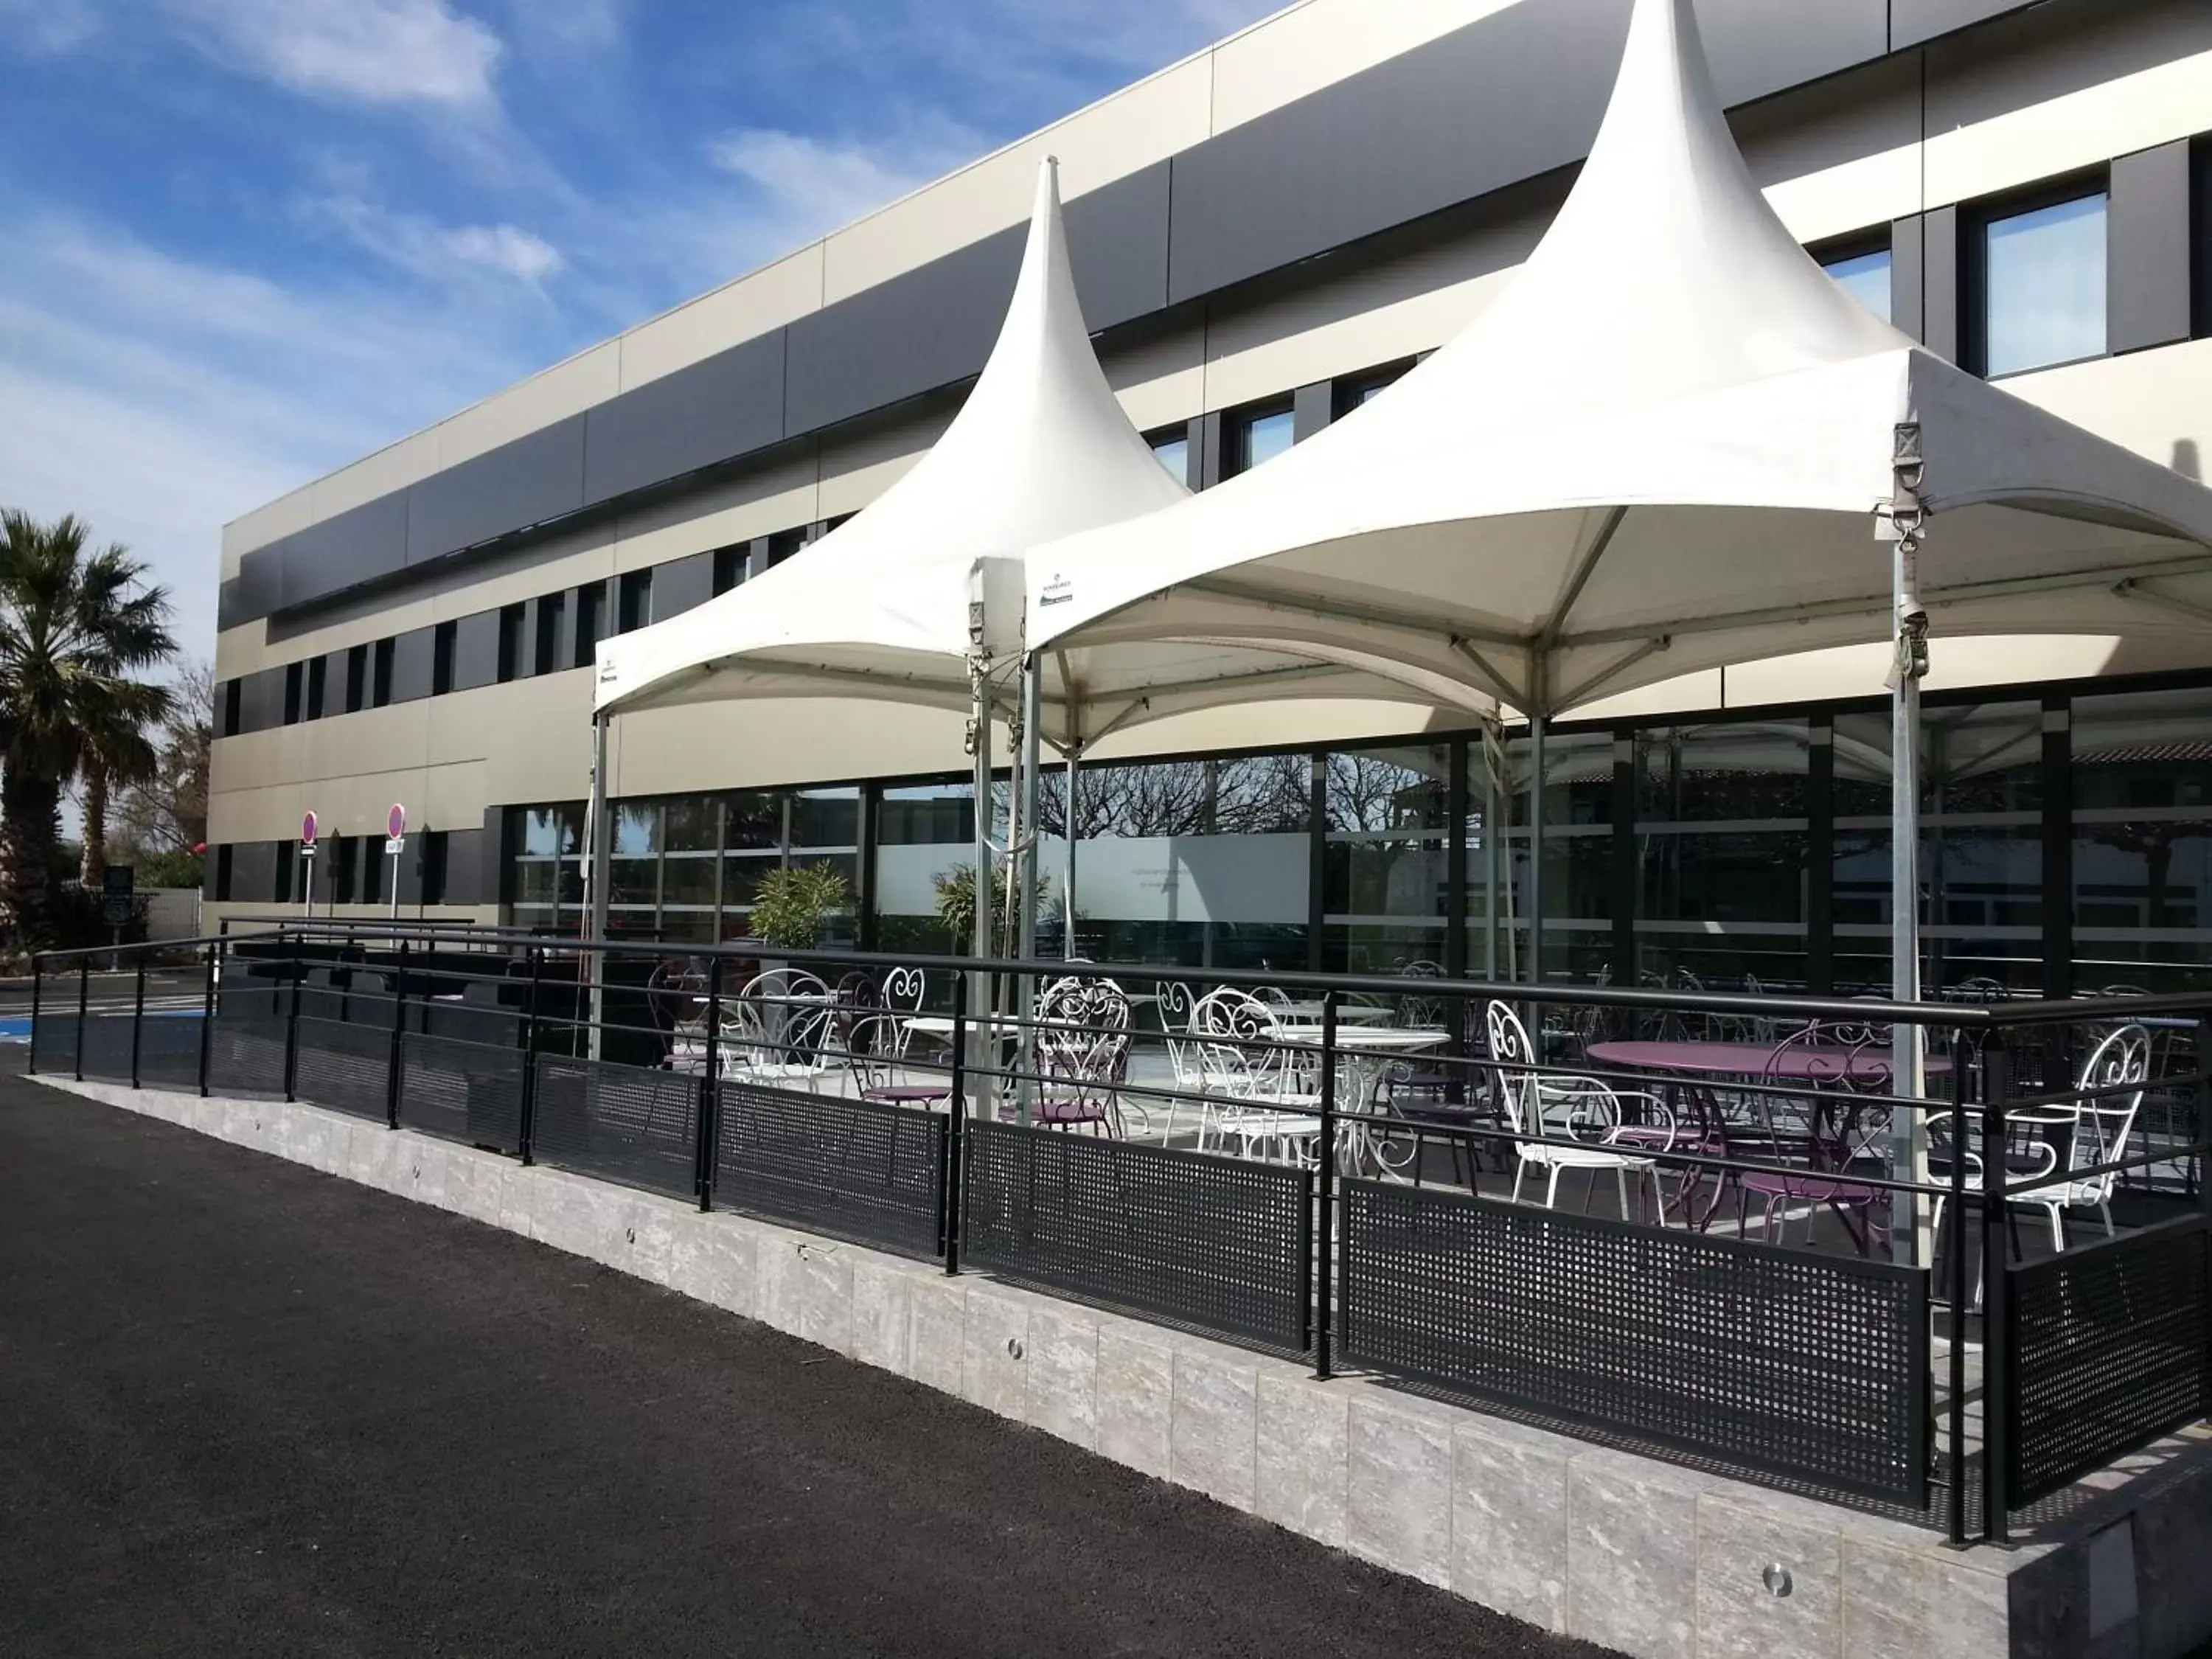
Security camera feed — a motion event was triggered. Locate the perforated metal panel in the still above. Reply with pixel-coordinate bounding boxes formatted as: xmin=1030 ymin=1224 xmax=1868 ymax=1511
xmin=713 ymin=1083 xmax=945 ymax=1259
xmin=963 ymin=1122 xmax=1312 ymax=1352
xmin=2007 ymin=1215 xmax=2211 ymax=1506
xmin=134 ymin=1017 xmax=206 ymax=1091
xmin=1339 ymin=1180 xmax=1927 ymax=1506
xmin=205 ymin=1015 xmax=288 ymax=1098
xmin=29 ymin=1009 xmax=76 ymax=1076
xmin=532 ymin=1054 xmax=700 ymax=1199
xmin=398 ymin=1030 xmax=524 ymax=1152
xmin=74 ymin=1013 xmax=138 ymax=1082
xmin=293 ymin=1015 xmax=392 ymax=1121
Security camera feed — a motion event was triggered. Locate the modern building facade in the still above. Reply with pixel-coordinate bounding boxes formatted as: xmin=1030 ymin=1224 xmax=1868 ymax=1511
xmin=211 ymin=0 xmax=2212 ymax=997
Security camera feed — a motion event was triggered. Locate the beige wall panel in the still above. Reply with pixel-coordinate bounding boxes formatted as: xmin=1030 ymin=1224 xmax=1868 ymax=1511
xmin=435 ymin=341 xmax=622 ymax=470
xmin=223 ymin=490 xmax=313 ymax=571
xmin=820 ymin=60 xmax=1212 ymax=306
xmin=1739 ymin=58 xmax=1924 ymax=243
xmin=1200 ymin=215 xmax=1543 ymax=410
xmin=418 ymin=526 xmax=616 ymax=622
xmin=1103 ymin=327 xmax=1207 ymax=436
xmin=483 ymin=671 xmax=597 ymax=803
xmin=2000 ymin=340 xmax=2212 ymax=479
xmin=619 ymin=245 xmax=824 ymax=392
xmin=420 ymin=759 xmax=491 ymax=829
xmin=306 ymin=429 xmax=440 ymax=524
xmin=612 ymin=698 xmax=971 ymax=796
xmin=814 ymin=408 xmax=953 ymax=519
xmin=1924 ymin=3 xmax=2212 ymax=209
xmin=1207 ymin=0 xmax=1517 ymax=136
xmin=218 ymin=592 xmax=442 ymax=679
xmin=611 ymin=452 xmax=821 ymax=572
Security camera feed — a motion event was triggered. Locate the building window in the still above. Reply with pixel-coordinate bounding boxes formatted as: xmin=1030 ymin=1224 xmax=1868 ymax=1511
xmin=214 ymin=844 xmax=234 ymax=902
xmin=431 ymin=621 xmax=457 ymax=696
xmin=361 ymin=835 xmax=382 ymax=906
xmin=1147 ymin=426 xmax=1189 ymax=487
xmin=331 ymin=835 xmax=358 ymax=905
xmin=535 ymin=592 xmax=566 ymax=676
xmin=420 ymin=831 xmax=448 ymax=907
xmin=766 ymin=529 xmax=807 ymax=570
xmin=1971 ymin=184 xmax=2108 ymax=378
xmin=572 ymin=582 xmax=605 ymax=669
xmin=1226 ymin=403 xmax=1294 ymax=478
xmin=2194 ymin=136 xmax=2212 ymax=341
xmin=1333 ymin=360 xmax=1414 ymax=419
xmin=220 ymin=679 xmax=242 ymax=737
xmin=712 ymin=543 xmax=747 ymax=596
xmin=275 ymin=841 xmax=296 ymax=906
xmin=282 ymin=661 xmax=303 ymax=726
xmin=1819 ymin=240 xmax=1893 ymax=324
xmin=344 ymin=644 xmax=367 ymax=714
xmin=617 ymin=568 xmax=652 ymax=634
xmin=497 ymin=603 xmax=525 ymax=683
xmin=505 ymin=804 xmax=585 ymax=930
xmin=371 ymin=639 xmax=394 ymax=708
xmin=305 ymin=657 xmax=327 ymax=720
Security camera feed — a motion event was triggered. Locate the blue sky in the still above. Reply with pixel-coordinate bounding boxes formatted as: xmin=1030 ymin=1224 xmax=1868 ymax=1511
xmin=0 ymin=0 xmax=1279 ymax=659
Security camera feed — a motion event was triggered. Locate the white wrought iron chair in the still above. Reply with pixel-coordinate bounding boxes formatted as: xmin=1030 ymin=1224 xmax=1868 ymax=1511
xmin=2014 ymin=1023 xmax=2151 ymax=1251
xmin=1154 ymin=980 xmax=1203 ymax=1144
xmin=1486 ymin=1000 xmax=1672 ymax=1220
xmin=722 ymin=968 xmax=835 ymax=1091
xmin=1190 ymin=987 xmax=1322 ymax=1164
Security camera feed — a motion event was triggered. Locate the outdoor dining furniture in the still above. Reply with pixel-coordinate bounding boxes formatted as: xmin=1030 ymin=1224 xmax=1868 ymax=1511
xmin=1731 ymin=1025 xmax=1896 ymax=1256
xmin=1009 ymin=973 xmax=1134 ymax=1136
xmin=722 ymin=969 xmax=837 ymax=1092
xmin=1190 ymin=988 xmax=1325 ymax=1164
xmin=1487 ymin=1000 xmax=1671 ymax=1220
xmin=1276 ymin=1021 xmax=1452 ymax=1178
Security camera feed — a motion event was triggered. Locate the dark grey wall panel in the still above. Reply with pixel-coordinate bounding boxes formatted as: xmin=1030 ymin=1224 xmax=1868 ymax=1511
xmin=277 ymin=491 xmax=408 ymax=611
xmin=1891 ymin=214 xmax=1925 ymax=342
xmin=230 ymin=841 xmax=277 ymax=905
xmin=582 ymin=331 xmax=785 ymax=504
xmin=652 ymin=552 xmax=714 ymax=622
xmin=1064 ymin=161 xmax=1173 ymax=329
xmin=439 ymin=827 xmax=487 ymax=906
xmin=1921 ymin=205 xmax=1961 ymax=364
xmin=323 ymin=650 xmax=354 ymax=712
xmin=406 ymin=417 xmax=585 ymax=566
xmin=1891 ymin=0 xmax=2040 ymax=49
xmin=452 ymin=609 xmax=501 ymax=693
xmin=2110 ymin=140 xmax=2194 ymax=355
xmin=786 ymin=231 xmax=1020 ymax=434
xmin=1292 ymin=380 xmax=1333 ymax=444
xmin=387 ymin=627 xmax=436 ymax=705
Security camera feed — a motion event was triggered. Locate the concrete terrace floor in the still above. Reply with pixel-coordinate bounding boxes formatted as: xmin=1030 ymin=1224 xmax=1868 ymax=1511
xmin=0 ymin=1074 xmax=1613 ymax=1659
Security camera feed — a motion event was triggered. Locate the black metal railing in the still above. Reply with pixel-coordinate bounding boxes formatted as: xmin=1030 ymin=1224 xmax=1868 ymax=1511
xmin=24 ymin=918 xmax=2212 ymax=1543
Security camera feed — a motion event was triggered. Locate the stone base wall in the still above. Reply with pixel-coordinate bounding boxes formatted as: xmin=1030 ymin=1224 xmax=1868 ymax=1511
xmin=46 ymin=1077 xmax=2212 ymax=1659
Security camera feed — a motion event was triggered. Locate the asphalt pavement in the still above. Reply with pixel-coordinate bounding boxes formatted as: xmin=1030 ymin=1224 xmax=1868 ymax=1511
xmin=0 ymin=1076 xmax=1614 ymax=1659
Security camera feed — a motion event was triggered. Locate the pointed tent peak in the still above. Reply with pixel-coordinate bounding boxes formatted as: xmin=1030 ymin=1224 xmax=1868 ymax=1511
xmin=1355 ymin=0 xmax=1913 ymax=439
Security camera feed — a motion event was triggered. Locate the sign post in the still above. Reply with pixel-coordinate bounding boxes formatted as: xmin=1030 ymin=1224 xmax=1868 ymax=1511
xmin=299 ymin=810 xmax=318 ymax=917
xmin=385 ymin=804 xmax=406 ymax=921
xmin=102 ymin=865 xmax=134 ymax=964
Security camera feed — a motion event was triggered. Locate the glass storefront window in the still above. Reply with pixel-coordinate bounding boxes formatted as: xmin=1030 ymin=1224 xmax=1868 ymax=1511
xmin=2073 ymin=687 xmax=2212 ymax=995
xmin=1635 ymin=720 xmax=1809 ymax=992
xmin=874 ymin=782 xmax=974 ymax=955
xmin=1048 ymin=754 xmax=1312 ymax=969
xmin=1495 ymin=731 xmax=1613 ymax=984
xmin=1326 ymin=745 xmax=1447 ymax=975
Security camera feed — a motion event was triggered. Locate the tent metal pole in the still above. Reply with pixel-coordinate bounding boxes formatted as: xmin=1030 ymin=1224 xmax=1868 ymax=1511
xmin=1888 ymin=433 xmax=1931 ymax=1267
xmin=1015 ymin=656 xmax=1042 ymax=1126
xmin=970 ymin=669 xmax=994 ymax=1121
xmin=1528 ymin=712 xmax=1547 ymax=987
xmin=585 ymin=711 xmax=611 ymax=1061
xmin=1063 ymin=745 xmax=1080 ymax=959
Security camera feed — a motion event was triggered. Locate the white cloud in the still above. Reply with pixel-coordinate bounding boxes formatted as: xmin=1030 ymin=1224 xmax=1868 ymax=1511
xmin=310 ymin=192 xmax=564 ymax=287
xmin=0 ymin=0 xmax=103 ymax=53
xmin=163 ymin=0 xmax=504 ymax=108
xmin=704 ymin=122 xmax=985 ymax=251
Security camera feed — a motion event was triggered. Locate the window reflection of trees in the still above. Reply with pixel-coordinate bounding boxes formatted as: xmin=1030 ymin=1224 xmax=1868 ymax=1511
xmin=1037 ymin=754 xmax=1311 ymax=839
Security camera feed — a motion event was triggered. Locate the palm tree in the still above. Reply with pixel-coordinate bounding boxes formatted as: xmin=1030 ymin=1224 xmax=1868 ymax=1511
xmin=0 ymin=512 xmax=176 ymax=945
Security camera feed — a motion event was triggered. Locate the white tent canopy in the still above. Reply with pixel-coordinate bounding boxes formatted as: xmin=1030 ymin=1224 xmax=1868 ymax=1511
xmin=1020 ymin=0 xmax=2212 ymax=723
xmin=593 ymin=156 xmax=1190 ymax=723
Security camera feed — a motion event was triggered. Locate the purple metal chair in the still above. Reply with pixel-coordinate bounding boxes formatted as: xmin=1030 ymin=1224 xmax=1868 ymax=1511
xmin=1736 ymin=1023 xmax=1893 ymax=1255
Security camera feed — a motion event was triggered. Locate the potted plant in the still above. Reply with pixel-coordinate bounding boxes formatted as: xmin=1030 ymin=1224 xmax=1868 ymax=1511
xmin=748 ymin=861 xmax=852 ymax=953
xmin=932 ymin=863 xmax=1054 ymax=956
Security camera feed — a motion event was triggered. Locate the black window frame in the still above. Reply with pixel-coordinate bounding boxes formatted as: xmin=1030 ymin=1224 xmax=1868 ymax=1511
xmin=1332 ymin=359 xmax=1416 ymax=420
xmin=1962 ymin=169 xmax=2112 ymax=380
xmin=214 ymin=844 xmax=234 ymax=902
xmin=617 ymin=568 xmax=652 ymax=634
xmin=282 ymin=661 xmax=303 ymax=726
xmin=766 ymin=529 xmax=807 ymax=570
xmin=344 ymin=644 xmax=367 ymax=714
xmin=305 ymin=656 xmax=327 ymax=720
xmin=572 ymin=582 xmax=605 ymax=670
xmin=220 ymin=679 xmax=243 ymax=737
xmin=431 ymin=620 xmax=458 ymax=697
xmin=2193 ymin=135 xmax=2212 ymax=341
xmin=420 ymin=830 xmax=449 ymax=907
xmin=497 ymin=603 xmax=525 ymax=684
xmin=535 ymin=591 xmax=566 ymax=676
xmin=712 ymin=543 xmax=747 ymax=596
xmin=1223 ymin=399 xmax=1295 ymax=479
xmin=371 ymin=638 xmax=395 ymax=708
